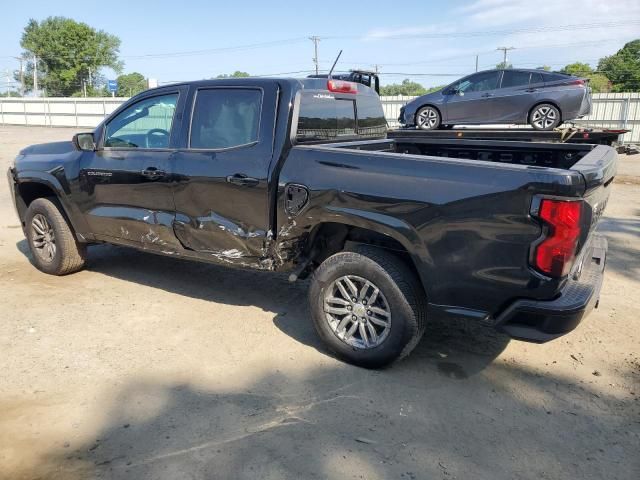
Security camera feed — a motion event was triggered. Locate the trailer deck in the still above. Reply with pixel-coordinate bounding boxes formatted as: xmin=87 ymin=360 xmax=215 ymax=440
xmin=388 ymin=126 xmax=629 ymax=146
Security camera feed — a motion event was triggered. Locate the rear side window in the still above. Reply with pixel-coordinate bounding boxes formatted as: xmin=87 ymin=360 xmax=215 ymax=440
xmin=500 ymin=70 xmax=532 ymax=88
xmin=297 ymin=94 xmax=356 ymax=141
xmin=190 ymin=88 xmax=262 ymax=149
xmin=530 ymin=72 xmax=544 ymax=84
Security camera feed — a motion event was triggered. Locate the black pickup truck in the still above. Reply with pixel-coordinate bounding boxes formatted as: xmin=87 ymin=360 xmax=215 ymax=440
xmin=7 ymin=77 xmax=615 ymax=367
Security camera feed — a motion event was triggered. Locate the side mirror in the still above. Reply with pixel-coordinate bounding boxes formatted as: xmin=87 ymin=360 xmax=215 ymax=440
xmin=73 ymin=132 xmax=96 ymax=151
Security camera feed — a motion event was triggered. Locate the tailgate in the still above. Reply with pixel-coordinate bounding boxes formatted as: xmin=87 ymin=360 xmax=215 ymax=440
xmin=571 ymin=144 xmax=616 ymax=239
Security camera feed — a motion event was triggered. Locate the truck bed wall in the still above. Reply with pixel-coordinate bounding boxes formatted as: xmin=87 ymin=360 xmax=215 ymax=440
xmin=277 ymin=144 xmax=588 ymax=320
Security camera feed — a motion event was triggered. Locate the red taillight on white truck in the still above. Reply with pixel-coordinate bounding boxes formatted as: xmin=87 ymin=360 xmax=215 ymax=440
xmin=327 ymin=80 xmax=358 ymax=94
xmin=533 ymin=199 xmax=583 ymax=277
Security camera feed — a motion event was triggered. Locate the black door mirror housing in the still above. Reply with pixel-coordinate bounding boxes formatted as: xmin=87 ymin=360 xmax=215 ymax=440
xmin=73 ymin=132 xmax=96 ymax=151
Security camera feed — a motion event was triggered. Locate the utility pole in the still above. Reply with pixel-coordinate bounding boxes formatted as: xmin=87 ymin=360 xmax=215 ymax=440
xmin=5 ymin=69 xmax=10 ymax=97
xmin=88 ymin=67 xmax=93 ymax=88
xmin=496 ymin=46 xmax=515 ymax=67
xmin=475 ymin=54 xmax=479 ymax=72
xmin=373 ymin=64 xmax=380 ymax=74
xmin=32 ymin=54 xmax=38 ymax=96
xmin=309 ymin=36 xmax=320 ymax=75
xmin=13 ymin=56 xmax=24 ymax=96
xmin=82 ymin=79 xmax=87 ymax=98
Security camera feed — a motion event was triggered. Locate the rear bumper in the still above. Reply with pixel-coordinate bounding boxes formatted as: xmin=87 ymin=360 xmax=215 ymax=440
xmin=495 ymin=234 xmax=607 ymax=343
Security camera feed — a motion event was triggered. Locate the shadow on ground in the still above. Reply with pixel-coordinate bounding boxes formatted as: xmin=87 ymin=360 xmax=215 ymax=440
xmin=9 ymin=236 xmax=640 ymax=480
xmin=8 ymin=362 xmax=639 ymax=480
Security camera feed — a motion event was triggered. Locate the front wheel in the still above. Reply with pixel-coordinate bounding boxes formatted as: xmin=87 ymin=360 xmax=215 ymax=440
xmin=415 ymin=106 xmax=441 ymax=130
xmin=529 ymin=104 xmax=561 ymax=130
xmin=25 ymin=198 xmax=86 ymax=275
xmin=309 ymin=245 xmax=427 ymax=368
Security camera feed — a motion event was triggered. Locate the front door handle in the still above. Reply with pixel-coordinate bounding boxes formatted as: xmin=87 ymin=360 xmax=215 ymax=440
xmin=226 ymin=174 xmax=259 ymax=187
xmin=481 ymin=92 xmax=493 ymax=98
xmin=142 ymin=167 xmax=166 ymax=179
xmin=526 ymin=88 xmax=538 ymax=93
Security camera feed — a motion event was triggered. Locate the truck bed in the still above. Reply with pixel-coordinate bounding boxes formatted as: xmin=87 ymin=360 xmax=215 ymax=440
xmin=323 ymin=136 xmax=616 ymax=176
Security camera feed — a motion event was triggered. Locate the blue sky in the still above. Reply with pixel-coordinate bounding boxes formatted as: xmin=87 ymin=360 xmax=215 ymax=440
xmin=1 ymin=0 xmax=639 ymax=90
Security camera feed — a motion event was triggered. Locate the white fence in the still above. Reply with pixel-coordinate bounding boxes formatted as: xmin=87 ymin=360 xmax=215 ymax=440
xmin=1 ymin=93 xmax=639 ymax=143
xmin=0 ymin=97 xmax=126 ymax=128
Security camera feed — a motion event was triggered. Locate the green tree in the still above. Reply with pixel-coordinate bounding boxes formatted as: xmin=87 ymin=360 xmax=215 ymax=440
xmin=536 ymin=65 xmax=551 ymax=71
xmin=561 ymin=62 xmax=593 ymax=76
xmin=561 ymin=62 xmax=611 ymax=93
xmin=496 ymin=61 xmax=513 ymax=69
xmin=115 ymin=72 xmax=147 ymax=97
xmin=380 ymin=79 xmax=429 ymax=96
xmin=17 ymin=17 xmax=122 ymax=96
xmin=587 ymin=73 xmax=611 ymax=93
xmin=216 ymin=71 xmax=250 ymax=78
xmin=598 ymin=39 xmax=640 ymax=92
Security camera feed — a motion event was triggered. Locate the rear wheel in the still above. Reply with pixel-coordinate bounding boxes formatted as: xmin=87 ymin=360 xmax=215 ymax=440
xmin=416 ymin=106 xmax=441 ymax=130
xmin=309 ymin=245 xmax=427 ymax=368
xmin=529 ymin=103 xmax=561 ymax=130
xmin=25 ymin=198 xmax=86 ymax=275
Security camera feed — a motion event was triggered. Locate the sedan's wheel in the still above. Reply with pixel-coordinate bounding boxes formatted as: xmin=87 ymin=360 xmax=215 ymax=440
xmin=530 ymin=104 xmax=561 ymax=130
xmin=309 ymin=245 xmax=427 ymax=368
xmin=26 ymin=198 xmax=86 ymax=275
xmin=416 ymin=106 xmax=441 ymax=130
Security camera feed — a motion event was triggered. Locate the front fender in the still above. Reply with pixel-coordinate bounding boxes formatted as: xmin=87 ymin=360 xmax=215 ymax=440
xmin=14 ymin=170 xmax=90 ymax=241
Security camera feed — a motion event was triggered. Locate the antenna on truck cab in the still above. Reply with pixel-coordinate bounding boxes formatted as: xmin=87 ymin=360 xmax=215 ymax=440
xmin=327 ymin=50 xmax=343 ymax=79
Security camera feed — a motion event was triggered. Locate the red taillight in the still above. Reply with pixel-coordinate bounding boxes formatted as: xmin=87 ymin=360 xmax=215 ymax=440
xmin=327 ymin=79 xmax=358 ymax=94
xmin=568 ymin=79 xmax=585 ymax=87
xmin=533 ymin=199 xmax=583 ymax=277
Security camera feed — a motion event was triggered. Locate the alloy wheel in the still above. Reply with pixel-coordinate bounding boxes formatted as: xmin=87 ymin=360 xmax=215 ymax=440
xmin=31 ymin=214 xmax=56 ymax=262
xmin=531 ymin=106 xmax=558 ymax=129
xmin=417 ymin=107 xmax=439 ymax=129
xmin=323 ymin=275 xmax=392 ymax=349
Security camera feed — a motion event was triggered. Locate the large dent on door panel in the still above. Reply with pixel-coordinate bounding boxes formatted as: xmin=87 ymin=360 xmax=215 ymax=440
xmin=173 ymin=211 xmax=277 ymax=270
xmin=195 ymin=211 xmax=265 ymax=239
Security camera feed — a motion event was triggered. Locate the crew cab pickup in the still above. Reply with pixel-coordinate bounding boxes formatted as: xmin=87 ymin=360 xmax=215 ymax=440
xmin=7 ymin=77 xmax=615 ymax=367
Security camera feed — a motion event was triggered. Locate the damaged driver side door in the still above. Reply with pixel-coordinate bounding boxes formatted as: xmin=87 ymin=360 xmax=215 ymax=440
xmin=171 ymin=84 xmax=277 ymax=268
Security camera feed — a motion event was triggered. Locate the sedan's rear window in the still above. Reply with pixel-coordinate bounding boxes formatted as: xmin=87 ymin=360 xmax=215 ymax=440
xmin=543 ymin=73 xmax=571 ymax=82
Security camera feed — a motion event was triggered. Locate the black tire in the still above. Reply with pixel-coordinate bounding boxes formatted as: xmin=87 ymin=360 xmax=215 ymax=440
xmin=309 ymin=245 xmax=427 ymax=368
xmin=529 ymin=103 xmax=561 ymax=131
xmin=25 ymin=197 xmax=86 ymax=275
xmin=415 ymin=106 xmax=441 ymax=130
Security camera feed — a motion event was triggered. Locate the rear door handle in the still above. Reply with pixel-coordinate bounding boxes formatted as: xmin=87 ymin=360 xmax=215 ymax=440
xmin=526 ymin=88 xmax=538 ymax=92
xmin=481 ymin=93 xmax=493 ymax=97
xmin=226 ymin=174 xmax=259 ymax=187
xmin=142 ymin=167 xmax=166 ymax=178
